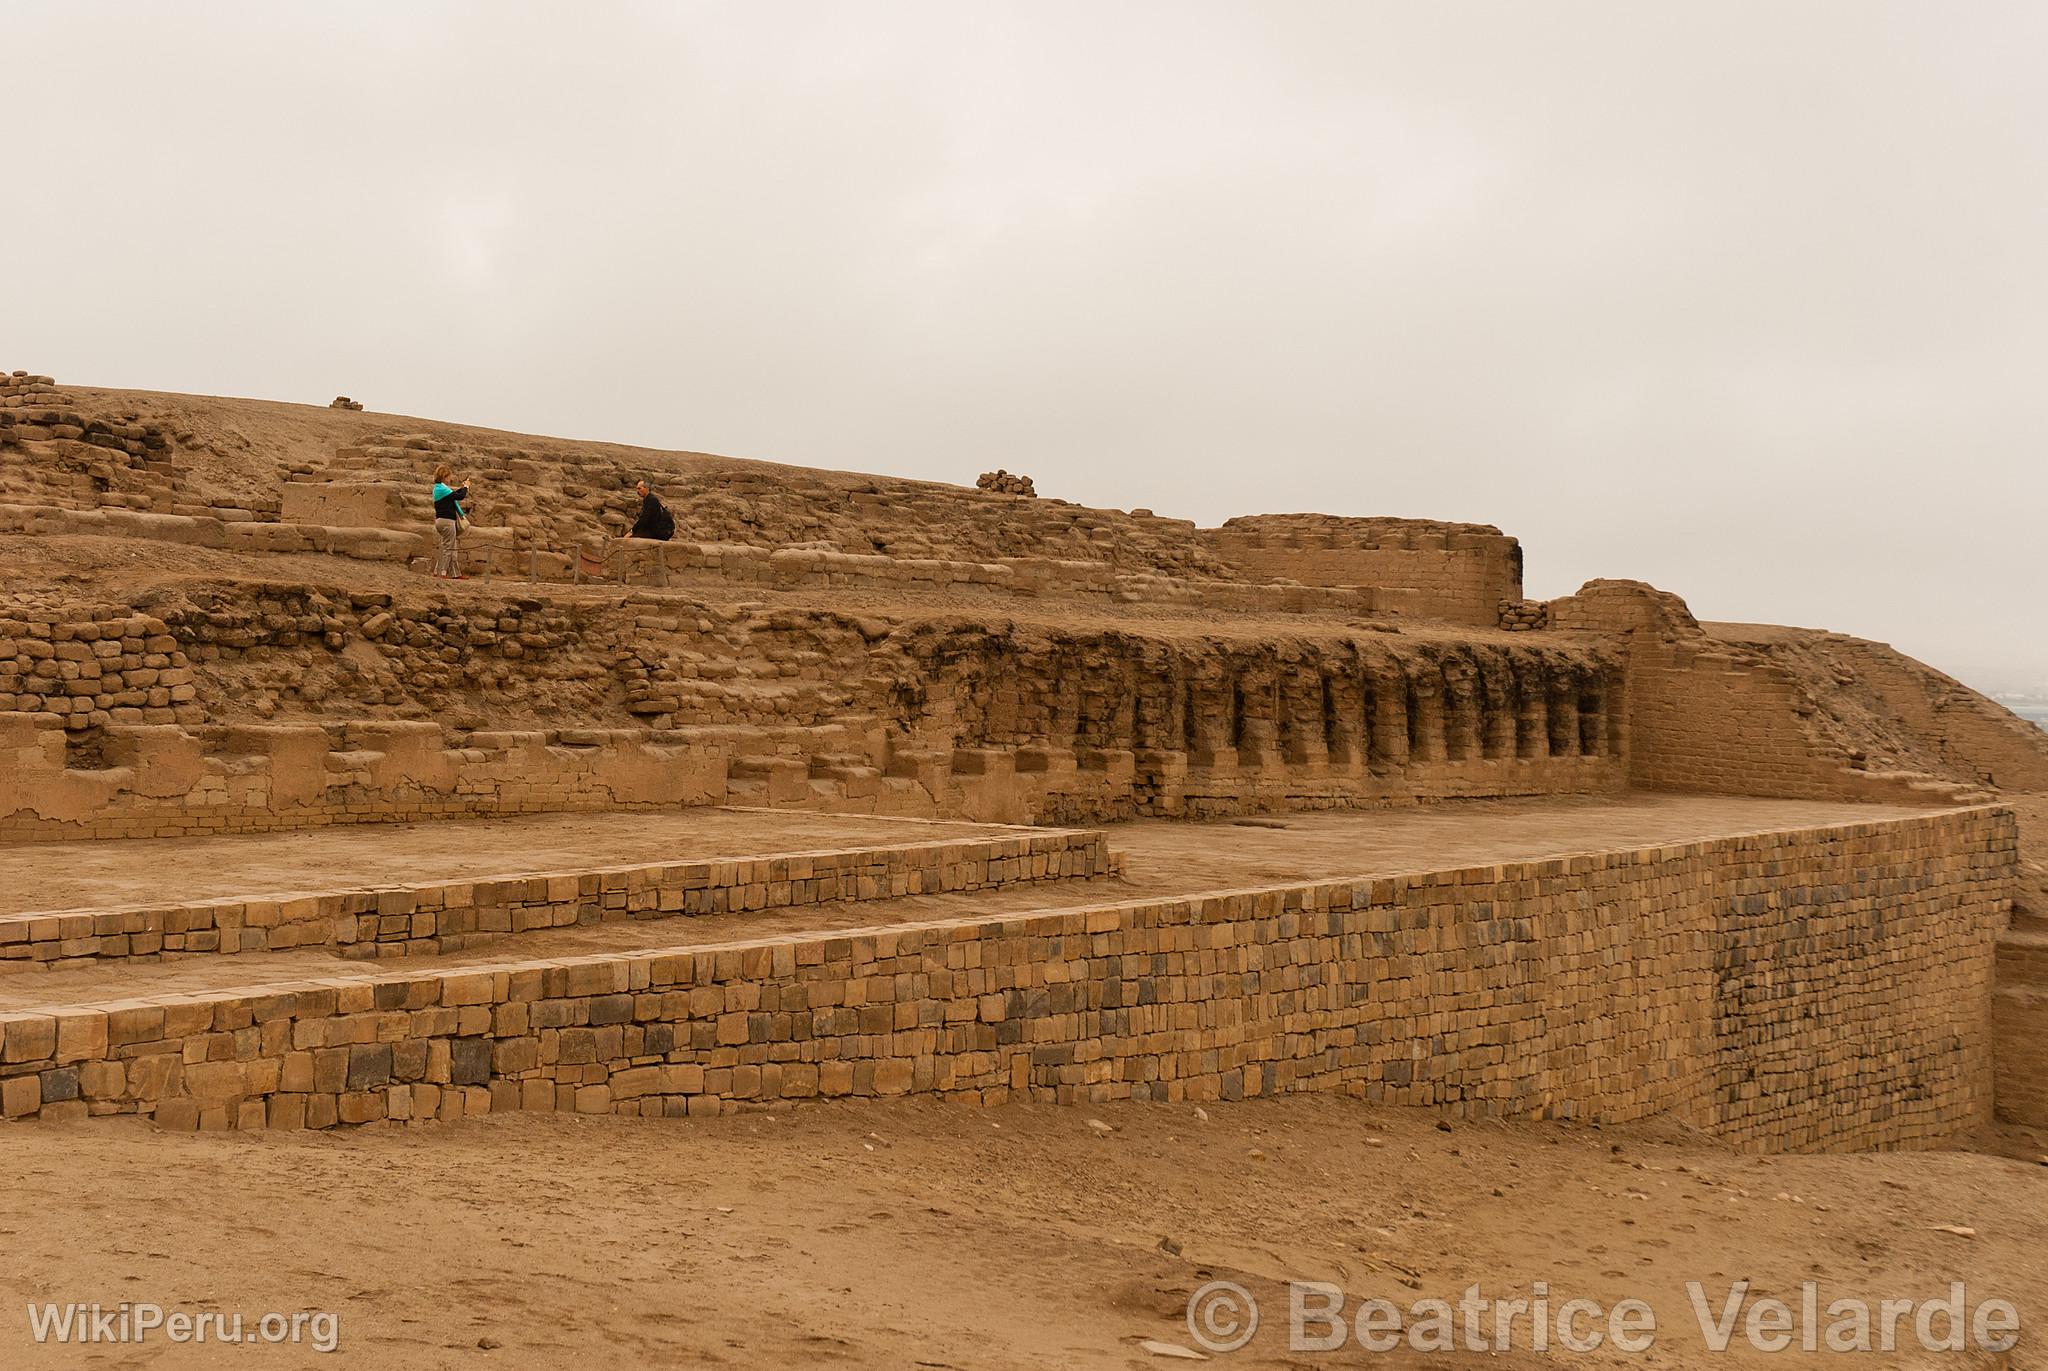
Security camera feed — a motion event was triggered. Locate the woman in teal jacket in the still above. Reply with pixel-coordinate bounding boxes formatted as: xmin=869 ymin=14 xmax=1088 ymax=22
xmin=430 ymin=464 xmax=469 ymax=579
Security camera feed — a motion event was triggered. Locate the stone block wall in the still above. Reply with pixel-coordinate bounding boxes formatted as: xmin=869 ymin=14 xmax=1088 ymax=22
xmin=0 ymin=806 xmax=2011 ymax=1151
xmin=1203 ymin=515 xmax=1523 ymax=626
xmin=0 ymin=609 xmax=202 ymax=732
xmin=0 ymin=828 xmax=1110 ymax=968
xmin=1708 ymin=815 xmax=2012 ymax=1149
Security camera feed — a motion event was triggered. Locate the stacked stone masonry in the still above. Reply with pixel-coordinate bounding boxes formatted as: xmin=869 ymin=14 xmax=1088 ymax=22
xmin=0 ymin=807 xmax=2011 ymax=1150
xmin=0 ymin=609 xmax=203 ymax=731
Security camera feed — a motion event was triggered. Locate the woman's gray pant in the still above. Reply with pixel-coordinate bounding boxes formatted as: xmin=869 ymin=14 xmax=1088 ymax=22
xmin=433 ymin=517 xmax=460 ymax=577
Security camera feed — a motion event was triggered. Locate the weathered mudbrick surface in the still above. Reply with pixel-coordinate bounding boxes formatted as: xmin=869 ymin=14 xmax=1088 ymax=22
xmin=0 ymin=717 xmax=726 ymax=841
xmin=1993 ymin=922 xmax=2048 ymax=1127
xmin=0 ymin=808 xmax=2010 ymax=1150
xmin=1204 ymin=514 xmax=1524 ymax=627
xmin=1 ymin=599 xmax=1630 ymax=835
xmin=0 ymin=827 xmax=1109 ymax=967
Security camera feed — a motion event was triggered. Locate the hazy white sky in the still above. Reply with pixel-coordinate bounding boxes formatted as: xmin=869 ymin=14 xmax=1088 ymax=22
xmin=6 ymin=2 xmax=2043 ymax=691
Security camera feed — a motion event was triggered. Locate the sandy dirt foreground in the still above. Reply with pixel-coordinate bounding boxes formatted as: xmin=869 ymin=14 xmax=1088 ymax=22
xmin=0 ymin=1100 xmax=2042 ymax=1370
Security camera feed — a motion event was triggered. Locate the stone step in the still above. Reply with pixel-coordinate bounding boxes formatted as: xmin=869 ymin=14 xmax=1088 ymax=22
xmin=0 ymin=802 xmax=2006 ymax=1140
xmin=0 ymin=820 xmax=1110 ymax=971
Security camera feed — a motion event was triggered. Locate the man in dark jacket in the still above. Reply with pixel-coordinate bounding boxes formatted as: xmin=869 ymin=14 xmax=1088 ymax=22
xmin=629 ymin=480 xmax=676 ymax=541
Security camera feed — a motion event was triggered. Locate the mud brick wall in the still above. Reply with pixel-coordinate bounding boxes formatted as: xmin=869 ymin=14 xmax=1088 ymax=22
xmin=0 ymin=502 xmax=1379 ymax=618
xmin=0 ymin=828 xmax=1109 ymax=968
xmin=0 ymin=717 xmax=725 ymax=841
xmin=1538 ymin=581 xmax=1986 ymax=806
xmin=2 ymin=590 xmax=1631 ymax=834
xmin=1627 ymin=639 xmax=1855 ymax=797
xmin=1624 ymin=639 xmax=1956 ymax=804
xmin=589 ymin=541 xmax=1386 ymax=617
xmin=1203 ymin=515 xmax=1523 ymax=627
xmin=1993 ymin=926 xmax=2048 ymax=1127
xmin=1706 ymin=813 xmax=2014 ymax=1149
xmin=0 ymin=609 xmax=202 ymax=731
xmin=0 ymin=807 xmax=2010 ymax=1151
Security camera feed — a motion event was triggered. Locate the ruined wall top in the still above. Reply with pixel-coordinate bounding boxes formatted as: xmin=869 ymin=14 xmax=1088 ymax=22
xmin=1209 ymin=513 xmax=1510 ymax=546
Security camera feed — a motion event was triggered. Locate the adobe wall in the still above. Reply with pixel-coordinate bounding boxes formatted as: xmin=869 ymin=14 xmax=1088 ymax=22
xmin=1625 ymin=637 xmax=1870 ymax=798
xmin=1993 ymin=925 xmax=2048 ymax=1127
xmin=0 ymin=806 xmax=2012 ymax=1151
xmin=1 ymin=591 xmax=1629 ymax=836
xmin=0 ymin=717 xmax=726 ymax=841
xmin=277 ymin=482 xmax=409 ymax=528
xmin=0 ymin=704 xmax=1624 ymax=841
xmin=0 ymin=607 xmax=203 ymax=731
xmin=1203 ymin=515 xmax=1523 ymax=626
xmin=0 ymin=502 xmax=1384 ymax=615
xmin=1546 ymin=580 xmax=2005 ymax=806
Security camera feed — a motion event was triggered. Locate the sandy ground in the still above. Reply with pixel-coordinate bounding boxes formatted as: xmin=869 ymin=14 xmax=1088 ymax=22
xmin=0 ymin=1098 xmax=2042 ymax=1370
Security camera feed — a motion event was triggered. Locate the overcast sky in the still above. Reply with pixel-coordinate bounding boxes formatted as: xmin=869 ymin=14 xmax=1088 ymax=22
xmin=6 ymin=2 xmax=2043 ymax=692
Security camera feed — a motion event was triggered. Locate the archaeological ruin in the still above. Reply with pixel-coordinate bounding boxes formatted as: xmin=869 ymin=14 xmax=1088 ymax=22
xmin=2 ymin=368 xmax=2044 ymax=1150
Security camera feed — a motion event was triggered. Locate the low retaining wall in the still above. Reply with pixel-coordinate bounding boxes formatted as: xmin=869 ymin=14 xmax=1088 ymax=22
xmin=2 ymin=711 xmax=1628 ymax=841
xmin=0 ymin=828 xmax=1110 ymax=969
xmin=0 ymin=717 xmax=726 ymax=841
xmin=0 ymin=807 xmax=2012 ymax=1150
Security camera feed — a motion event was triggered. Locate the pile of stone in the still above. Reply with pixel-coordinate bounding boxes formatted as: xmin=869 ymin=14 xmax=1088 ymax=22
xmin=0 ymin=405 xmax=168 ymax=457
xmin=1499 ymin=599 xmax=1551 ymax=631
xmin=975 ymin=469 xmax=1036 ymax=497
xmin=330 ymin=396 xmax=365 ymax=411
xmin=1 ymin=371 xmax=66 ymax=408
